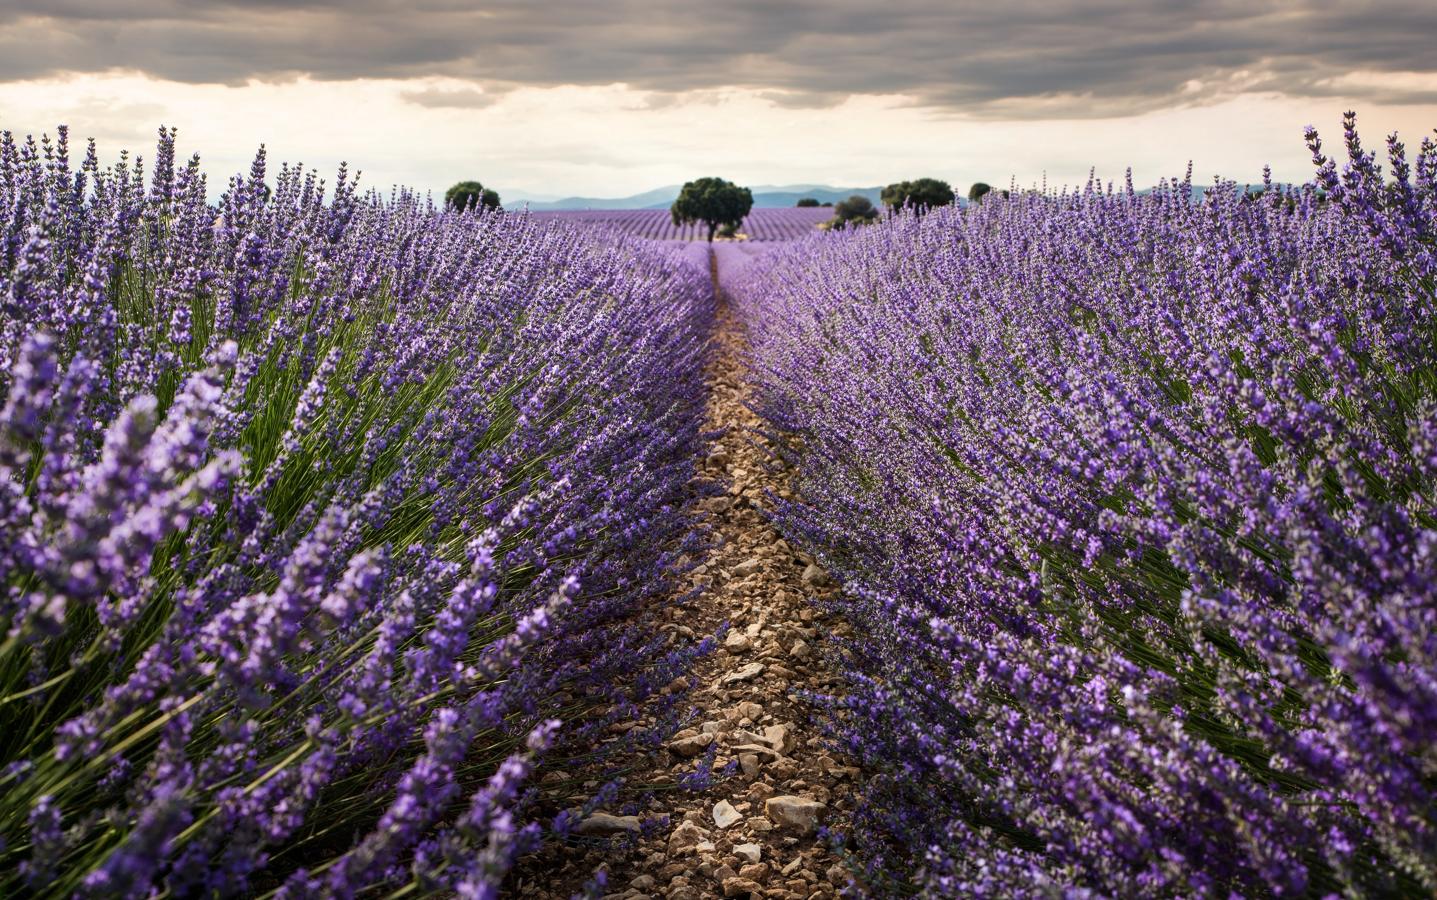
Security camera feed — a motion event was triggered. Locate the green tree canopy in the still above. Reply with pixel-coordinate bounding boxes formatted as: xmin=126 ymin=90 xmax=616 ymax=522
xmin=795 ymin=197 xmax=821 ymax=207
xmin=968 ymin=182 xmax=993 ymax=202
xmin=881 ymin=178 xmax=955 ymax=212
xmin=670 ymin=177 xmax=754 ymax=242
xmin=445 ymin=180 xmax=501 ymax=212
xmin=828 ymin=195 xmax=879 ymax=230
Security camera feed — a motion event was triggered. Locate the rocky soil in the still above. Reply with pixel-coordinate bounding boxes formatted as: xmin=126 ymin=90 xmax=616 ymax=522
xmin=511 ymin=273 xmax=860 ymax=899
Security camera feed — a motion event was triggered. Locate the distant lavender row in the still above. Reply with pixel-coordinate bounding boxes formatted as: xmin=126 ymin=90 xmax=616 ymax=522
xmin=711 ymin=241 xmax=774 ymax=286
xmin=528 ymin=206 xmax=831 ymax=241
xmin=0 ymin=128 xmax=713 ymax=897
xmin=733 ymin=116 xmax=1437 ymax=895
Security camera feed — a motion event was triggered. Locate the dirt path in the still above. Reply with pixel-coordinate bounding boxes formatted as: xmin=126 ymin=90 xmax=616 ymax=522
xmin=513 ymin=255 xmax=859 ymax=899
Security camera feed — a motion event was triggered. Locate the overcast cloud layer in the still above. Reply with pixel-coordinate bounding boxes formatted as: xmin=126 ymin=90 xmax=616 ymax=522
xmin=4 ymin=1 xmax=1437 ymax=117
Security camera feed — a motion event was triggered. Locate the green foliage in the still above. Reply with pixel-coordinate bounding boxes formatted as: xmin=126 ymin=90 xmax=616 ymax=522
xmin=795 ymin=197 xmax=821 ymax=207
xmin=445 ymin=180 xmax=501 ymax=212
xmin=881 ymin=178 xmax=955 ymax=212
xmin=828 ymin=194 xmax=878 ymax=230
xmin=968 ymin=182 xmax=993 ymax=202
xmin=670 ymin=177 xmax=754 ymax=242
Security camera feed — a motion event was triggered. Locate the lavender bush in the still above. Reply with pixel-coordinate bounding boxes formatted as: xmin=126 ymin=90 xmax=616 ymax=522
xmin=0 ymin=127 xmax=712 ymax=897
xmin=734 ymin=115 xmax=1437 ymax=896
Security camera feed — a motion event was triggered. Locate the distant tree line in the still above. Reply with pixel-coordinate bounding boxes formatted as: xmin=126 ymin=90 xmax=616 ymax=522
xmin=818 ymin=178 xmax=1006 ymax=230
xmin=441 ymin=175 xmax=1004 ymax=237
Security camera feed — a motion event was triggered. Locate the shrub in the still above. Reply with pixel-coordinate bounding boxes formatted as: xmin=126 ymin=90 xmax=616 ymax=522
xmin=880 ymin=178 xmax=955 ymax=211
xmin=828 ymin=195 xmax=878 ymax=229
xmin=444 ymin=179 xmax=501 ymax=211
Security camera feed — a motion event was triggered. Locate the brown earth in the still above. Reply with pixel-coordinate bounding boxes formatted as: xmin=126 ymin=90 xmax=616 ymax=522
xmin=510 ymin=260 xmax=861 ymax=899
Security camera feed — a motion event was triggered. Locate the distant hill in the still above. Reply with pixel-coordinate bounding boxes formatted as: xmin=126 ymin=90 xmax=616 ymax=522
xmin=518 ymin=185 xmax=683 ymax=211
xmin=516 ymin=183 xmax=883 ymax=211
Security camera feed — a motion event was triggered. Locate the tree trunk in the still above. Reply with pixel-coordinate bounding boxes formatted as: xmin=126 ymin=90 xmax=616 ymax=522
xmin=707 ymin=222 xmax=716 ymax=242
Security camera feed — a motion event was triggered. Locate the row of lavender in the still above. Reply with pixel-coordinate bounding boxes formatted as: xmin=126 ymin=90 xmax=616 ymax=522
xmin=528 ymin=207 xmax=831 ymax=242
xmin=732 ymin=116 xmax=1437 ymax=895
xmin=0 ymin=129 xmax=712 ymax=897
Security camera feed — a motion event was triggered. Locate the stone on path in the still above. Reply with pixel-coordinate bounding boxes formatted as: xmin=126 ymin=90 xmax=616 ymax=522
xmin=720 ymin=662 xmax=765 ymax=684
xmin=713 ymin=799 xmax=743 ymax=829
xmin=734 ymin=842 xmax=763 ymax=865
xmin=667 ymin=731 xmax=714 ymax=757
xmin=763 ymin=723 xmax=797 ymax=754
xmin=576 ymin=812 xmax=641 ymax=835
xmin=722 ymin=877 xmax=764 ymax=897
xmin=802 ymin=562 xmax=829 ymax=586
xmin=739 ymin=862 xmax=770 ymax=882
xmin=739 ymin=752 xmax=761 ymax=776
xmin=667 ymin=820 xmax=709 ymax=854
xmin=764 ymin=795 xmax=827 ymax=834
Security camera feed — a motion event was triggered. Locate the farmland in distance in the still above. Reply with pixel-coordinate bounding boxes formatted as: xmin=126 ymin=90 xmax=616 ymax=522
xmin=528 ymin=206 xmax=832 ymax=241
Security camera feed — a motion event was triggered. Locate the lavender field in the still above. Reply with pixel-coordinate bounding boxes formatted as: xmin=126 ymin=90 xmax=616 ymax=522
xmin=1 ymin=116 xmax=1435 ymax=899
xmin=528 ymin=207 xmax=831 ymax=242
xmin=0 ymin=129 xmax=713 ymax=897
xmin=732 ymin=117 xmax=1437 ymax=895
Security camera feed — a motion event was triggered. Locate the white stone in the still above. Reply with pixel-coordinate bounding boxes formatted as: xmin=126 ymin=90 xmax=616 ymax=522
xmin=713 ymin=799 xmax=743 ymax=829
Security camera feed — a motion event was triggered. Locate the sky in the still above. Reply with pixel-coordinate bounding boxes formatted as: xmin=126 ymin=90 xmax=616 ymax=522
xmin=1 ymin=1 xmax=1436 ymax=201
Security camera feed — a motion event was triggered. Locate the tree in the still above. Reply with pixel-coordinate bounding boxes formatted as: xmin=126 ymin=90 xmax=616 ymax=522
xmin=828 ymin=194 xmax=878 ymax=229
xmin=795 ymin=197 xmax=821 ymax=207
xmin=445 ymin=180 xmax=501 ymax=212
xmin=881 ymin=178 xmax=955 ymax=212
xmin=967 ymin=182 xmax=992 ymax=202
xmin=671 ymin=177 xmax=753 ymax=242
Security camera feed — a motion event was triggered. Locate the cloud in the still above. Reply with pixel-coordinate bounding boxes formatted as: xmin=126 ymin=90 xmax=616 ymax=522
xmin=2 ymin=2 xmax=1436 ymax=117
xmin=400 ymin=85 xmax=500 ymax=108
xmin=756 ymin=89 xmax=850 ymax=110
